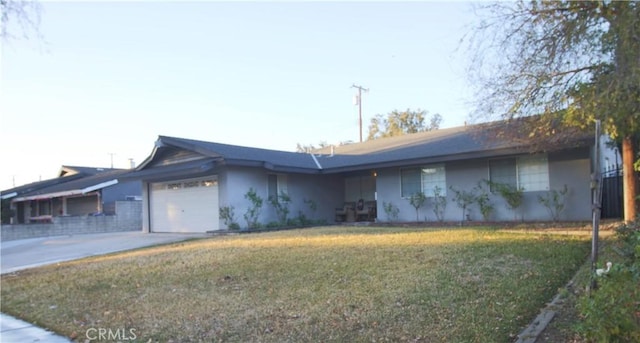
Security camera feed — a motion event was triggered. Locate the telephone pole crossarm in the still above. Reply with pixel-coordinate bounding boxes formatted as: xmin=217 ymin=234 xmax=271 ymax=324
xmin=351 ymin=84 xmax=369 ymax=142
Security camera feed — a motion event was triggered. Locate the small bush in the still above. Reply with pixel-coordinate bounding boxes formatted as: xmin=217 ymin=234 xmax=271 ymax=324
xmin=450 ymin=186 xmax=475 ymax=223
xmin=432 ymin=185 xmax=447 ymax=222
xmin=266 ymin=221 xmax=281 ymax=229
xmin=407 ymin=191 xmax=426 ymax=222
xmin=219 ymin=205 xmax=239 ymax=230
xmin=577 ymin=268 xmax=640 ymax=342
xmin=537 ymin=184 xmax=569 ymax=222
xmin=296 ymin=211 xmax=310 ymax=226
xmin=577 ymin=219 xmax=640 ymax=341
xmin=268 ymin=191 xmax=291 ymax=225
xmin=243 ymin=188 xmax=263 ymax=229
xmin=489 ymin=181 xmax=524 ymax=221
xmin=474 ymin=181 xmax=494 ymax=221
xmin=382 ymin=201 xmax=399 ymax=222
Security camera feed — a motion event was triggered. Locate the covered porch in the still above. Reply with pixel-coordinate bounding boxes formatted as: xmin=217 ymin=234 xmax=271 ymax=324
xmin=334 ymin=171 xmax=378 ymax=223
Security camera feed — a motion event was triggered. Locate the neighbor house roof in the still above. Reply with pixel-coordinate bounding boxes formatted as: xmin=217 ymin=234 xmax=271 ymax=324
xmin=58 ymin=166 xmax=120 ymax=178
xmin=137 ymin=119 xmax=593 ymax=177
xmin=2 ymin=167 xmax=131 ymax=202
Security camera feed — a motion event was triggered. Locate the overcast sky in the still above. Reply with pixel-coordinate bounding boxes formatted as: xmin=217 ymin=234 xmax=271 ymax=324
xmin=1 ymin=0 xmax=479 ymax=190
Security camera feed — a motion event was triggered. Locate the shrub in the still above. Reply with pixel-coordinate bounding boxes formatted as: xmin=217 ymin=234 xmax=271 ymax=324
xmin=407 ymin=191 xmax=426 ymax=222
xmin=302 ymin=198 xmax=317 ymax=223
xmin=432 ymin=185 xmax=447 ymax=222
xmin=577 ymin=219 xmax=640 ymax=342
xmin=219 ymin=205 xmax=239 ymax=230
xmin=268 ymin=190 xmax=291 ymax=225
xmin=243 ymin=188 xmax=263 ymax=229
xmin=382 ymin=201 xmax=399 ymax=222
xmin=537 ymin=184 xmax=569 ymax=222
xmin=450 ymin=186 xmax=475 ymax=223
xmin=489 ymin=181 xmax=524 ymax=221
xmin=577 ymin=268 xmax=640 ymax=342
xmin=474 ymin=181 xmax=494 ymax=221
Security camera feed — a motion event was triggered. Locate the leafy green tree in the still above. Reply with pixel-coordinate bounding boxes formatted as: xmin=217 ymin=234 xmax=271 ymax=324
xmin=367 ymin=109 xmax=441 ymax=140
xmin=467 ymin=0 xmax=639 ymax=221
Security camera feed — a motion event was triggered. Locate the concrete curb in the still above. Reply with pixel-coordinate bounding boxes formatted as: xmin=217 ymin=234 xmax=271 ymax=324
xmin=515 ymin=290 xmax=566 ymax=343
xmin=515 ymin=263 xmax=583 ymax=343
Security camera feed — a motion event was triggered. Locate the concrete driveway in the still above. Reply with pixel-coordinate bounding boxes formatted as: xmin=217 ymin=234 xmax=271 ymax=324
xmin=1 ymin=231 xmax=208 ymax=274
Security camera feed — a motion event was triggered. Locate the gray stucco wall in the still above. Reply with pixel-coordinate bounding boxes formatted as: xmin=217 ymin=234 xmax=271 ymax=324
xmin=375 ymin=150 xmax=592 ymax=222
xmin=220 ymin=166 xmax=343 ymax=228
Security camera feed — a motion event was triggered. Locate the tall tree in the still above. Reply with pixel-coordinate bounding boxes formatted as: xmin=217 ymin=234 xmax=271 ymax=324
xmin=296 ymin=141 xmax=329 ymax=153
xmin=367 ymin=109 xmax=441 ymax=140
xmin=1 ymin=0 xmax=42 ymax=41
xmin=467 ymin=0 xmax=639 ymax=221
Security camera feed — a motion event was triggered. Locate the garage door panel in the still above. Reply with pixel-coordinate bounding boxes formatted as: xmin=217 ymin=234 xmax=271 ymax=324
xmin=150 ymin=177 xmax=219 ymax=233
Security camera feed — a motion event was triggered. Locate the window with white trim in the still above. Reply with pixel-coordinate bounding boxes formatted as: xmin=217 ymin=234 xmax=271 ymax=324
xmin=517 ymin=155 xmax=549 ymax=191
xmin=401 ymin=164 xmax=446 ymax=197
xmin=489 ymin=154 xmax=549 ymax=192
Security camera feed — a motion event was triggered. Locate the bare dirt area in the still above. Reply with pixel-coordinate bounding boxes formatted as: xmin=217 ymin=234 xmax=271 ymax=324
xmin=536 ymin=286 xmax=587 ymax=343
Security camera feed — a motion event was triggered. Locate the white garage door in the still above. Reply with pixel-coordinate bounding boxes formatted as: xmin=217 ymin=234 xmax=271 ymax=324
xmin=150 ymin=177 xmax=219 ymax=233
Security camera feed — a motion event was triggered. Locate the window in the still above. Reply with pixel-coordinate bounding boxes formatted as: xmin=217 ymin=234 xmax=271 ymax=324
xmin=518 ymin=155 xmax=549 ymax=191
xmin=167 ymin=183 xmax=182 ymax=190
xmin=268 ymin=174 xmax=288 ymax=199
xmin=489 ymin=154 xmax=549 ymax=192
xmin=401 ymin=164 xmax=446 ymax=197
xmin=489 ymin=159 xmax=517 ymax=190
xmin=201 ymin=180 xmax=217 ymax=187
xmin=183 ymin=181 xmax=200 ymax=188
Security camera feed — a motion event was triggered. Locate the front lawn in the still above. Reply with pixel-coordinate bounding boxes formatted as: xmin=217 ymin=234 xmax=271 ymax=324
xmin=1 ymin=226 xmax=591 ymax=342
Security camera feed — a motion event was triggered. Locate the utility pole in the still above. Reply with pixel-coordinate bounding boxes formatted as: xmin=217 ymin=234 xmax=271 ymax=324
xmin=108 ymin=153 xmax=115 ymax=168
xmin=590 ymin=120 xmax=602 ymax=291
xmin=352 ymin=84 xmax=369 ymax=142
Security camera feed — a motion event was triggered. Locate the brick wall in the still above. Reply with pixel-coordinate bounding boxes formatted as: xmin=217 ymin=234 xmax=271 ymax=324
xmin=1 ymin=201 xmax=142 ymax=241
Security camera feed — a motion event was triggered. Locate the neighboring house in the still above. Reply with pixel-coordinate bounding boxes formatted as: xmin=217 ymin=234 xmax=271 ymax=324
xmin=1 ymin=166 xmax=142 ymax=224
xmin=132 ymin=120 xmax=599 ymax=233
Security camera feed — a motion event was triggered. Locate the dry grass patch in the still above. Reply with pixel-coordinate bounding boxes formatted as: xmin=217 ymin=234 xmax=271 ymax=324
xmin=1 ymin=226 xmax=590 ymax=342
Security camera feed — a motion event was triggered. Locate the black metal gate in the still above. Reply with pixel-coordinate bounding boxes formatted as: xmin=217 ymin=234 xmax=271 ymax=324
xmin=601 ymin=164 xmax=623 ymax=219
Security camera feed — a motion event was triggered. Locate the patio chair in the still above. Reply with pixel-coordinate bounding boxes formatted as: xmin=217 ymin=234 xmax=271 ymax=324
xmin=335 ymin=202 xmax=355 ymax=222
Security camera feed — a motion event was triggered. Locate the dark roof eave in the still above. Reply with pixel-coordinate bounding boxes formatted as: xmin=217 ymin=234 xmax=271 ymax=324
xmin=121 ymin=159 xmax=217 ymax=183
xmin=223 ymin=158 xmax=321 ymax=174
xmin=320 ymin=144 xmax=590 ymax=173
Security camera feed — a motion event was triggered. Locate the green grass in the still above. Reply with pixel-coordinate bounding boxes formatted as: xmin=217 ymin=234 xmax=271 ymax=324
xmin=1 ymin=226 xmax=591 ymax=342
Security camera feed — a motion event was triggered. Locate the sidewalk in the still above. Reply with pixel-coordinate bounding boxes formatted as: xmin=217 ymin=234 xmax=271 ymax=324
xmin=0 ymin=313 xmax=71 ymax=343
